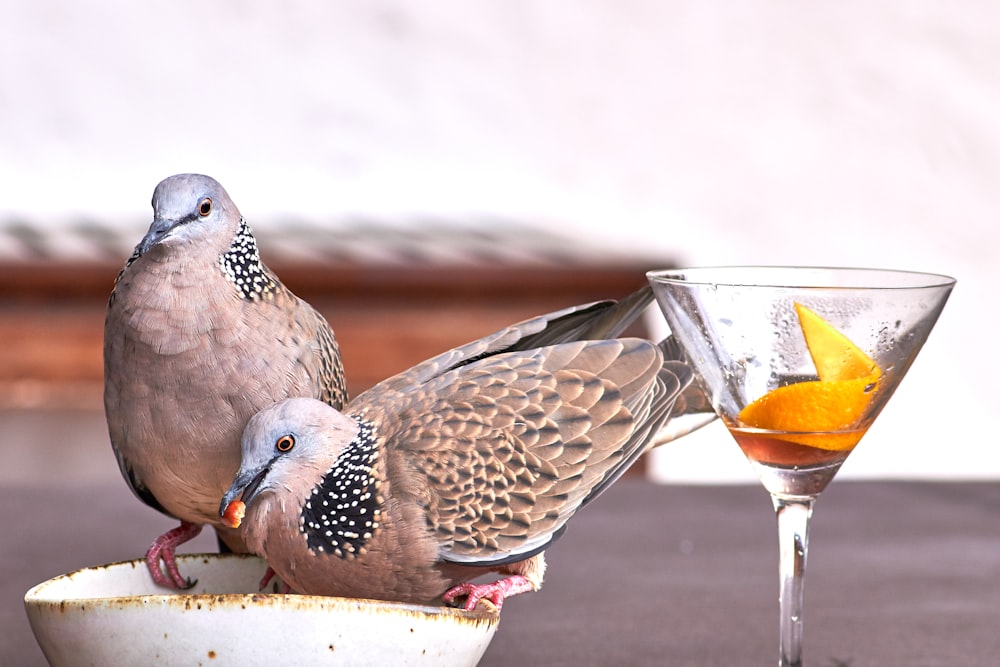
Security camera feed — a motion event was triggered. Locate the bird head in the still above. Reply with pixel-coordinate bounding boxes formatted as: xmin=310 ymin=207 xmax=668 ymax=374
xmin=220 ymin=398 xmax=360 ymax=524
xmin=138 ymin=173 xmax=242 ymax=256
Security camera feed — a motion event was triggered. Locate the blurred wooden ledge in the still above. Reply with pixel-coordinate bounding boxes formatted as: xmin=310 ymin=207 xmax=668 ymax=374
xmin=0 ymin=219 xmax=676 ymax=411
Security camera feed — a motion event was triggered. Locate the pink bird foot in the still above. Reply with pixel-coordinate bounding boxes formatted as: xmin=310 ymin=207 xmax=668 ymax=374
xmin=258 ymin=566 xmax=292 ymax=593
xmin=145 ymin=521 xmax=203 ymax=589
xmin=442 ymin=575 xmax=535 ymax=612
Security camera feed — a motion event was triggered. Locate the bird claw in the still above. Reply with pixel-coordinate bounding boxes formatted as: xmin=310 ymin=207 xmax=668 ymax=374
xmin=145 ymin=521 xmax=203 ymax=589
xmin=259 ymin=566 xmax=277 ymax=590
xmin=258 ymin=566 xmax=292 ymax=593
xmin=442 ymin=575 xmax=534 ymax=613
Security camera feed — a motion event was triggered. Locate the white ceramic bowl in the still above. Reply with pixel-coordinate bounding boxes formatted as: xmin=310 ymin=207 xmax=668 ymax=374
xmin=24 ymin=553 xmax=499 ymax=666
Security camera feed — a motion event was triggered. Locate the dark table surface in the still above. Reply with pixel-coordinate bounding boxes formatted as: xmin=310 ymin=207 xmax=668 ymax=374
xmin=3 ymin=410 xmax=999 ymax=666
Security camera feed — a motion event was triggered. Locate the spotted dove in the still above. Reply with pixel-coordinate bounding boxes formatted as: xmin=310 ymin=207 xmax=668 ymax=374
xmin=220 ymin=300 xmax=698 ymax=610
xmin=104 ymin=173 xmax=347 ymax=589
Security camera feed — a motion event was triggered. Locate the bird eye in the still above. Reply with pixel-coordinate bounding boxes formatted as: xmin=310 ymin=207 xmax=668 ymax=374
xmin=276 ymin=434 xmax=295 ymax=452
xmin=198 ymin=197 xmax=212 ymax=217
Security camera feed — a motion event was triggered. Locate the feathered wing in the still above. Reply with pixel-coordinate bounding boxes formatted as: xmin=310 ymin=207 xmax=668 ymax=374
xmin=278 ymin=281 xmax=348 ymax=410
xmin=361 ymin=337 xmax=688 ymax=568
xmin=353 ymin=286 xmax=654 ymax=405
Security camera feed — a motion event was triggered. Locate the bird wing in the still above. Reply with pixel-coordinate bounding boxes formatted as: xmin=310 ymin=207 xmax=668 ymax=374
xmin=279 ymin=283 xmax=348 ymax=410
xmin=353 ymin=286 xmax=654 ymax=404
xmin=368 ymin=337 xmax=687 ymax=567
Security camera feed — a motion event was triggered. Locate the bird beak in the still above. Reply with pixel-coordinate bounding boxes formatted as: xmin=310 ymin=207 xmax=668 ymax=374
xmin=137 ymin=217 xmax=178 ymax=255
xmin=219 ymin=460 xmax=273 ymax=519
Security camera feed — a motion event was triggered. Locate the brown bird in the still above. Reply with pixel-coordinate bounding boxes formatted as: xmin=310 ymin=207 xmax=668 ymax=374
xmin=220 ymin=324 xmax=695 ymax=611
xmin=104 ymin=173 xmax=347 ymax=589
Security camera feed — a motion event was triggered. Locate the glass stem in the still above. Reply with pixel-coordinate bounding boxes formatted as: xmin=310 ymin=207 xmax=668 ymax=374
xmin=772 ymin=495 xmax=815 ymax=667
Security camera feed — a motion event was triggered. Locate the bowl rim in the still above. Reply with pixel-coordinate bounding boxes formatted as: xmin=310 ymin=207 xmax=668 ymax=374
xmin=24 ymin=553 xmax=499 ymax=622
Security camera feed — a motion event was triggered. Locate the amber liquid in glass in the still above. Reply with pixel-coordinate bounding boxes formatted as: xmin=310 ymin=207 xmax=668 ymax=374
xmin=729 ymin=426 xmax=867 ymax=499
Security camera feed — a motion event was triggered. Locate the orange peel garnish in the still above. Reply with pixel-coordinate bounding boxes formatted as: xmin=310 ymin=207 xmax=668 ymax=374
xmin=794 ymin=303 xmax=881 ymax=383
xmin=738 ymin=303 xmax=881 ymax=451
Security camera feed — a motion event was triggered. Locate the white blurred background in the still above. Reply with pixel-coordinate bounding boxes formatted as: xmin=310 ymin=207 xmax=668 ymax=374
xmin=1 ymin=1 xmax=993 ymax=482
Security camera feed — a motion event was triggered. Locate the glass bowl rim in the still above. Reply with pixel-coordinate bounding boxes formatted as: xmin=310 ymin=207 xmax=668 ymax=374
xmin=646 ymin=265 xmax=956 ymax=290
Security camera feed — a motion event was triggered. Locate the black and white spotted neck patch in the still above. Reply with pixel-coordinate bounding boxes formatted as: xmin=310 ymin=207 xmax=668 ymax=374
xmin=301 ymin=418 xmax=382 ymax=558
xmin=219 ymin=218 xmax=277 ymax=300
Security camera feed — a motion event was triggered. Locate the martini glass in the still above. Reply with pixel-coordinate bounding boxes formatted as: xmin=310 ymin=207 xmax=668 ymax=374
xmin=646 ymin=266 xmax=954 ymax=667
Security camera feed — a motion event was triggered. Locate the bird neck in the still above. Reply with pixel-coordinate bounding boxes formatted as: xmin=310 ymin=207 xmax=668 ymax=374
xmin=301 ymin=417 xmax=383 ymax=559
xmin=218 ymin=218 xmax=278 ymax=300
